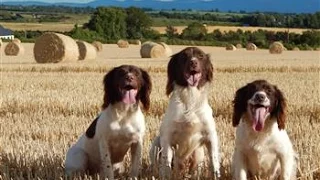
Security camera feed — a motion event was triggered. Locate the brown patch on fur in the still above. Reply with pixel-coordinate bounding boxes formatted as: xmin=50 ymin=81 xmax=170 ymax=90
xmin=102 ymin=65 xmax=152 ymax=111
xmin=166 ymin=47 xmax=213 ymax=96
xmin=232 ymin=79 xmax=287 ymax=130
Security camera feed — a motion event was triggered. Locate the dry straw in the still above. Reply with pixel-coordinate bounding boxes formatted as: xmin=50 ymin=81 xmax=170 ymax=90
xmin=236 ymin=43 xmax=243 ymax=49
xmin=246 ymin=43 xmax=257 ymax=51
xmin=12 ymin=38 xmax=21 ymax=43
xmin=131 ymin=40 xmax=141 ymax=45
xmin=159 ymin=42 xmax=173 ymax=57
xmin=117 ymin=39 xmax=129 ymax=48
xmin=33 ymin=32 xmax=79 ymax=63
xmin=140 ymin=41 xmax=166 ymax=58
xmin=292 ymin=47 xmax=300 ymax=51
xmin=76 ymin=40 xmax=97 ymax=60
xmin=269 ymin=41 xmax=284 ymax=54
xmin=92 ymin=41 xmax=103 ymax=52
xmin=226 ymin=44 xmax=237 ymax=51
xmin=4 ymin=42 xmax=24 ymax=56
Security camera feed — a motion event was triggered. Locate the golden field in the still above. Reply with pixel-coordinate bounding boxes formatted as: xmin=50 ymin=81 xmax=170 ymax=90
xmin=151 ymin=25 xmax=317 ymax=34
xmin=0 ymin=43 xmax=319 ymax=179
xmin=1 ymin=22 xmax=316 ymax=34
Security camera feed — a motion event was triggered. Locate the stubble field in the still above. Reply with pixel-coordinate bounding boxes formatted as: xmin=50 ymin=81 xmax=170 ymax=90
xmin=1 ymin=22 xmax=314 ymax=34
xmin=0 ymin=43 xmax=319 ymax=179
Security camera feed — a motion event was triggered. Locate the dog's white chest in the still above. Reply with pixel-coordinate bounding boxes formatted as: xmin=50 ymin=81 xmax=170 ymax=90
xmin=245 ymin=140 xmax=280 ymax=176
xmin=170 ymin=113 xmax=206 ymax=158
xmin=109 ymin=121 xmax=140 ymax=143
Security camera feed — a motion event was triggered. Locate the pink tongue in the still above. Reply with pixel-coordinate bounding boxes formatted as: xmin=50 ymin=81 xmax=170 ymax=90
xmin=122 ymin=89 xmax=137 ymax=104
xmin=187 ymin=73 xmax=201 ymax=86
xmin=253 ymin=107 xmax=267 ymax=131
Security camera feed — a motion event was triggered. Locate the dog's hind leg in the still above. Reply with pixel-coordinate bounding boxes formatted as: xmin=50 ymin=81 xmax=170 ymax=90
xmin=65 ymin=146 xmax=88 ymax=176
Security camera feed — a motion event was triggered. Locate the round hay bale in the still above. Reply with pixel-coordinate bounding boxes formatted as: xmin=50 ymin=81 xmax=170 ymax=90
xmin=292 ymin=47 xmax=300 ymax=51
xmin=117 ymin=39 xmax=129 ymax=48
xmin=76 ymin=40 xmax=97 ymax=60
xmin=246 ymin=43 xmax=257 ymax=51
xmin=140 ymin=41 xmax=166 ymax=58
xmin=159 ymin=42 xmax=173 ymax=57
xmin=131 ymin=40 xmax=141 ymax=45
xmin=12 ymin=38 xmax=21 ymax=43
xmin=33 ymin=32 xmax=79 ymax=63
xmin=4 ymin=42 xmax=24 ymax=56
xmin=269 ymin=41 xmax=284 ymax=54
xmin=236 ymin=43 xmax=243 ymax=49
xmin=92 ymin=41 xmax=103 ymax=52
xmin=226 ymin=44 xmax=237 ymax=51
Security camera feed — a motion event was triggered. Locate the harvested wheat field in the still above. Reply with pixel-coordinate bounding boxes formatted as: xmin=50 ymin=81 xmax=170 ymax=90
xmin=0 ymin=43 xmax=319 ymax=179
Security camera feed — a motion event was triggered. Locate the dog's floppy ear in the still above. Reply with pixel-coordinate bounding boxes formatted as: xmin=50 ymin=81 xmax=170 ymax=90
xmin=274 ymin=85 xmax=287 ymax=130
xmin=139 ymin=68 xmax=152 ymax=111
xmin=232 ymin=84 xmax=249 ymax=127
xmin=166 ymin=53 xmax=180 ymax=96
xmin=102 ymin=67 xmax=118 ymax=109
xmin=204 ymin=54 xmax=214 ymax=82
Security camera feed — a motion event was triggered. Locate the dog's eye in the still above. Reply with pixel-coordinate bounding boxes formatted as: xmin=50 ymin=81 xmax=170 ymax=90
xmin=198 ymin=54 xmax=205 ymax=59
xmin=118 ymin=70 xmax=128 ymax=77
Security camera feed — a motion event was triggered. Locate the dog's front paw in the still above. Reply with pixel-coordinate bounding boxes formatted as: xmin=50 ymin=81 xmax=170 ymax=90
xmin=214 ymin=169 xmax=221 ymax=179
xmin=160 ymin=165 xmax=172 ymax=180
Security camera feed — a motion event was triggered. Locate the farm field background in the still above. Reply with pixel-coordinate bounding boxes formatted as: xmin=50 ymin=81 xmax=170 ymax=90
xmin=1 ymin=22 xmax=314 ymax=34
xmin=0 ymin=43 xmax=319 ymax=179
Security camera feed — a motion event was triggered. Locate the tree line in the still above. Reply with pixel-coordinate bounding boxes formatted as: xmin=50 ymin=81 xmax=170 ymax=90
xmin=152 ymin=11 xmax=320 ymax=29
xmin=11 ymin=6 xmax=320 ymax=50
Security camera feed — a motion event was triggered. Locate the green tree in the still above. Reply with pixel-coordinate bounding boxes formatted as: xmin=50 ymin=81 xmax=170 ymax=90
xmin=181 ymin=22 xmax=207 ymax=40
xmin=166 ymin=25 xmax=179 ymax=39
xmin=126 ymin=7 xmax=152 ymax=39
xmin=87 ymin=7 xmax=127 ymax=40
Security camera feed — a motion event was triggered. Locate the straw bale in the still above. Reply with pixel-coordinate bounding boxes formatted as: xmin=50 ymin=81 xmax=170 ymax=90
xmin=4 ymin=42 xmax=24 ymax=56
xmin=226 ymin=44 xmax=237 ymax=51
xmin=236 ymin=43 xmax=243 ymax=49
xmin=246 ymin=43 xmax=257 ymax=51
xmin=269 ymin=41 xmax=284 ymax=54
xmin=117 ymin=39 xmax=129 ymax=48
xmin=140 ymin=41 xmax=166 ymax=58
xmin=33 ymin=32 xmax=79 ymax=63
xmin=92 ymin=41 xmax=103 ymax=52
xmin=131 ymin=40 xmax=141 ymax=45
xmin=292 ymin=47 xmax=300 ymax=51
xmin=159 ymin=42 xmax=173 ymax=57
xmin=76 ymin=40 xmax=97 ymax=60
xmin=12 ymin=38 xmax=21 ymax=43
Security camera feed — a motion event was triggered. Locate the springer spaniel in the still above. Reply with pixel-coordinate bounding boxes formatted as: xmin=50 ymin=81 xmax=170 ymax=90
xmin=232 ymin=80 xmax=297 ymax=180
xmin=149 ymin=47 xmax=220 ymax=179
xmin=65 ymin=65 xmax=152 ymax=179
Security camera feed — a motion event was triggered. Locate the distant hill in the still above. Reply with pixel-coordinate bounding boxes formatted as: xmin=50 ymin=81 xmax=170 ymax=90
xmin=1 ymin=0 xmax=319 ymax=13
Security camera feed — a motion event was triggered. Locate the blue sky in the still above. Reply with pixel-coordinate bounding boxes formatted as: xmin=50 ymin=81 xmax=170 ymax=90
xmin=1 ymin=0 xmax=93 ymax=3
xmin=1 ymin=0 xmax=319 ymax=13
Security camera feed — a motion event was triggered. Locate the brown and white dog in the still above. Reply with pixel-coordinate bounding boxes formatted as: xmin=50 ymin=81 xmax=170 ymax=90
xmin=150 ymin=47 xmax=220 ymax=179
xmin=65 ymin=65 xmax=152 ymax=179
xmin=232 ymin=80 xmax=297 ymax=180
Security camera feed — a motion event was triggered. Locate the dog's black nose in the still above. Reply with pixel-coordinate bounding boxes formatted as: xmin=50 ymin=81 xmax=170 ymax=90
xmin=190 ymin=59 xmax=198 ymax=68
xmin=255 ymin=93 xmax=266 ymax=102
xmin=125 ymin=73 xmax=134 ymax=81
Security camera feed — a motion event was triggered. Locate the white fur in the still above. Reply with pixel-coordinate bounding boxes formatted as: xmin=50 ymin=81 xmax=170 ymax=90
xmin=65 ymin=102 xmax=145 ymax=179
xmin=150 ymin=84 xmax=220 ymax=179
xmin=232 ymin=116 xmax=297 ymax=180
